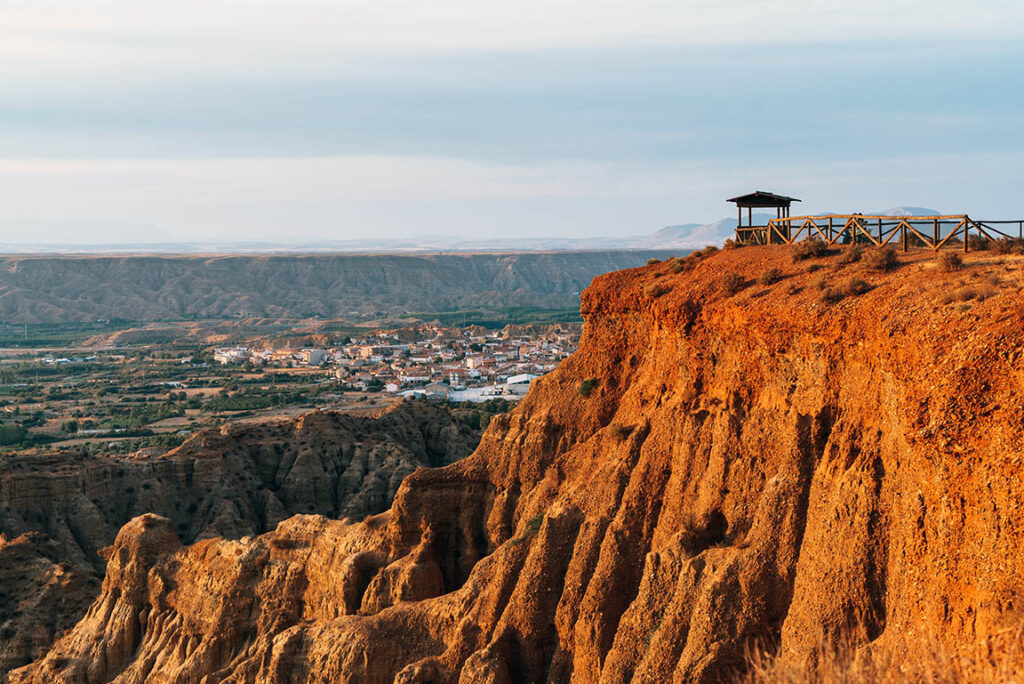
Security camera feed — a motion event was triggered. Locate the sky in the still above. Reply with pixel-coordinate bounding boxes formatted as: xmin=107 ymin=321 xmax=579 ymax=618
xmin=1 ymin=0 xmax=1022 ymax=244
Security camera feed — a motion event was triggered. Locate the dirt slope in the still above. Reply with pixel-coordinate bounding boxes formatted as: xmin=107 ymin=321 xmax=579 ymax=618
xmin=12 ymin=246 xmax=1024 ymax=682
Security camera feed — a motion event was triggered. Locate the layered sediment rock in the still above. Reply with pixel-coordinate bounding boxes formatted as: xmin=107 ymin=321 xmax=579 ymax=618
xmin=14 ymin=246 xmax=1024 ymax=682
xmin=0 ymin=401 xmax=479 ymax=676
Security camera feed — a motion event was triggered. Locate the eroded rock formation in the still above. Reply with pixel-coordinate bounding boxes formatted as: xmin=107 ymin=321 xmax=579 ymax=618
xmin=13 ymin=246 xmax=1024 ymax=682
xmin=0 ymin=401 xmax=479 ymax=676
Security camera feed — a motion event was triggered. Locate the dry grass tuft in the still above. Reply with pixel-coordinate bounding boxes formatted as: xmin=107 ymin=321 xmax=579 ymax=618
xmin=842 ymin=277 xmax=870 ymax=296
xmin=757 ymin=267 xmax=782 ymax=286
xmin=792 ymin=239 xmax=831 ymax=262
xmin=992 ymin=237 xmax=1024 ymax=255
xmin=937 ymin=251 xmax=963 ymax=272
xmin=722 ymin=272 xmax=747 ymax=296
xmin=577 ymin=378 xmax=599 ymax=398
xmin=608 ymin=422 xmax=634 ymax=441
xmin=668 ymin=257 xmax=692 ymax=274
xmin=819 ymin=288 xmax=844 ymax=305
xmin=645 ymin=281 xmax=670 ymax=298
xmin=837 ymin=245 xmax=864 ymax=265
xmin=967 ymin=234 xmax=990 ymax=251
xmin=940 ymin=285 xmax=999 ymax=305
xmin=862 ymin=246 xmax=899 ymax=272
xmin=668 ymin=246 xmax=718 ymax=274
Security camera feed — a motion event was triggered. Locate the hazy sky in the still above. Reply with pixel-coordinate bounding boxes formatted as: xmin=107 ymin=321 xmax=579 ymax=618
xmin=1 ymin=1 xmax=1022 ymax=243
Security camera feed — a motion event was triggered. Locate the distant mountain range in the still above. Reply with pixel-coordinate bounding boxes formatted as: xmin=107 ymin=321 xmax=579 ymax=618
xmin=0 ymin=251 xmax=683 ymax=323
xmin=0 ymin=208 xmax=940 ymax=255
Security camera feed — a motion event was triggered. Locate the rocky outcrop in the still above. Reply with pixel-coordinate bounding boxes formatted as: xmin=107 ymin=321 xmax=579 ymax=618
xmin=0 ymin=533 xmax=97 ymax=676
xmin=0 ymin=401 xmax=480 ymax=677
xmin=14 ymin=246 xmax=1024 ymax=682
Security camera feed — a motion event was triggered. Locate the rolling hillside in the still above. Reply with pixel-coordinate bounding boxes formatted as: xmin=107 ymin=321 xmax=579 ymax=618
xmin=0 ymin=251 xmax=676 ymax=323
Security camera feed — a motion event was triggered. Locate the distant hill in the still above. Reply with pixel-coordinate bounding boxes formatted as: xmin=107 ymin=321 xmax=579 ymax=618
xmin=0 ymin=251 xmax=680 ymax=323
xmin=0 ymin=209 xmax=943 ymax=256
xmin=877 ymin=207 xmax=942 ymax=217
xmin=639 ymin=214 xmax=776 ymax=248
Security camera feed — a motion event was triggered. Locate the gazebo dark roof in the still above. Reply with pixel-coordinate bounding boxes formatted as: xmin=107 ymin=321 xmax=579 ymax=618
xmin=727 ymin=191 xmax=801 ymax=208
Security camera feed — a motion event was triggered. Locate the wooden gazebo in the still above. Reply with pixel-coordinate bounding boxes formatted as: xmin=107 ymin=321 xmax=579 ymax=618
xmin=728 ymin=191 xmax=800 ymax=243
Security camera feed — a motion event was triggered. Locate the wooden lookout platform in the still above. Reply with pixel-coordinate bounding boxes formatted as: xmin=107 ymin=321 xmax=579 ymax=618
xmin=729 ymin=192 xmax=1024 ymax=252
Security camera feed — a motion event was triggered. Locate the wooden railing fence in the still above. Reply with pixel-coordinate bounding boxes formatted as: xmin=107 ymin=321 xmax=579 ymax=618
xmin=736 ymin=215 xmax=1024 ymax=251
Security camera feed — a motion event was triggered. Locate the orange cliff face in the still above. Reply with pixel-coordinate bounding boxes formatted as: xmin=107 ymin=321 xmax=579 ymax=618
xmin=13 ymin=245 xmax=1024 ymax=683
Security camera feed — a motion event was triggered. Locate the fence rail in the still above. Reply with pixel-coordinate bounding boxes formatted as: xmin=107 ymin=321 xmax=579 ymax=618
xmin=736 ymin=214 xmax=1024 ymax=251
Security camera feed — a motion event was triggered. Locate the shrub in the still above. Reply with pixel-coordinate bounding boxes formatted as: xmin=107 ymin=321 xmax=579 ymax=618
xmin=967 ymin=234 xmax=990 ymax=251
xmin=721 ymin=272 xmax=746 ymax=296
xmin=837 ymin=245 xmax=864 ymax=265
xmin=722 ymin=238 xmax=743 ymax=250
xmin=668 ymin=257 xmax=692 ymax=274
xmin=609 ymin=422 xmax=634 ymax=441
xmin=862 ymin=246 xmax=899 ymax=271
xmin=842 ymin=277 xmax=870 ymax=296
xmin=647 ymin=258 xmax=661 ymax=265
xmin=943 ymin=285 xmax=999 ymax=304
xmin=819 ymin=288 xmax=844 ymax=305
xmin=508 ymin=514 xmax=544 ymax=546
xmin=757 ymin=267 xmax=781 ymax=286
xmin=791 ymin=238 xmax=830 ymax=262
xmin=645 ymin=281 xmax=670 ymax=298
xmin=578 ymin=378 xmax=598 ymax=398
xmin=698 ymin=245 xmax=719 ymax=258
xmin=810 ymin=275 xmax=828 ymax=291
xmin=937 ymin=251 xmax=963 ymax=272
xmin=992 ymin=237 xmax=1024 ymax=255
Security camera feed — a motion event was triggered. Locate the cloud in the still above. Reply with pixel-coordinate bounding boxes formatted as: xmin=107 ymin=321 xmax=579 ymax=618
xmin=0 ymin=152 xmax=1020 ymax=243
xmin=0 ymin=2 xmax=1021 ymax=243
xmin=3 ymin=0 xmax=1023 ymax=83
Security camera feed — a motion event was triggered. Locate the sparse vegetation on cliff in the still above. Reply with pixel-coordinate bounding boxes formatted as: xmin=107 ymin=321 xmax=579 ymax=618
xmin=722 ymin=272 xmax=747 ymax=295
xmin=577 ymin=378 xmax=598 ymax=397
xmin=992 ymin=237 xmax=1024 ymax=255
xmin=938 ymin=251 xmax=964 ymax=272
xmin=758 ymin=267 xmax=782 ymax=285
xmin=645 ymin=281 xmax=671 ymax=298
xmin=791 ymin=238 xmax=830 ymax=261
xmin=862 ymin=245 xmax=899 ymax=271
xmin=837 ymin=244 xmax=864 ymax=264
